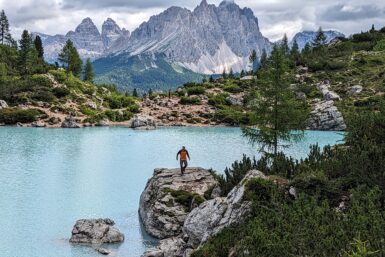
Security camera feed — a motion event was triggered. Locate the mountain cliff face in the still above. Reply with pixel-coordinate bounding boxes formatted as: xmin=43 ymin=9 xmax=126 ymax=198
xmin=35 ymin=17 xmax=130 ymax=63
xmin=290 ymin=30 xmax=345 ymax=50
xmin=125 ymin=0 xmax=271 ymax=74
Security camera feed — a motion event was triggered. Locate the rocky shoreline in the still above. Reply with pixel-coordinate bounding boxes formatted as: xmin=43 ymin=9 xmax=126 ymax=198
xmin=139 ymin=168 xmax=274 ymax=257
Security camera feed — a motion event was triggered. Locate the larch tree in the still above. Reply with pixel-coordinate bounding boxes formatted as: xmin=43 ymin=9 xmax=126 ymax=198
xmin=249 ymin=49 xmax=258 ymax=72
xmin=83 ymin=58 xmax=94 ymax=82
xmin=34 ymin=35 xmax=44 ymax=59
xmin=281 ymin=34 xmax=289 ymax=55
xmin=313 ymin=27 xmax=327 ymax=48
xmin=242 ymin=45 xmax=308 ymax=156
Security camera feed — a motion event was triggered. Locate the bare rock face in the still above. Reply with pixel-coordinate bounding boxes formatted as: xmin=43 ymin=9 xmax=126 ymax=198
xmin=307 ymin=100 xmax=346 ymax=131
xmin=142 ymin=170 xmax=268 ymax=257
xmin=139 ymin=168 xmax=218 ymax=239
xmin=61 ymin=116 xmax=81 ymax=128
xmin=184 ymin=170 xmax=266 ymax=247
xmin=130 ymin=115 xmax=156 ymax=129
xmin=0 ymin=100 xmax=8 ymax=109
xmin=70 ymin=218 xmax=124 ymax=244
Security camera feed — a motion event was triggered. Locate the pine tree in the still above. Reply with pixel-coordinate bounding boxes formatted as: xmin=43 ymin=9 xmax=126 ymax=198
xmin=209 ymin=75 xmax=214 ymax=83
xmin=260 ymin=49 xmax=268 ymax=68
xmin=302 ymin=42 xmax=312 ymax=56
xmin=370 ymin=24 xmax=376 ymax=33
xmin=281 ymin=34 xmax=289 ymax=55
xmin=18 ymin=30 xmax=32 ymax=75
xmin=229 ymin=68 xmax=234 ymax=79
xmin=58 ymin=39 xmax=73 ymax=78
xmin=83 ymin=58 xmax=94 ymax=82
xmin=242 ymin=45 xmax=308 ymax=156
xmin=240 ymin=70 xmax=245 ymax=77
xmin=222 ymin=69 xmax=227 ymax=79
xmin=132 ymin=88 xmax=138 ymax=97
xmin=290 ymin=39 xmax=300 ymax=65
xmin=313 ymin=27 xmax=326 ymax=48
xmin=249 ymin=49 xmax=257 ymax=72
xmin=34 ymin=35 xmax=44 ymax=58
xmin=0 ymin=10 xmax=10 ymax=45
xmin=70 ymin=46 xmax=82 ymax=77
xmin=58 ymin=39 xmax=83 ymax=78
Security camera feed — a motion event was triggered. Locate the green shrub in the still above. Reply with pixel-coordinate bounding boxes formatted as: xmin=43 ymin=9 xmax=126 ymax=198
xmin=0 ymin=108 xmax=43 ymax=124
xmin=49 ymin=70 xmax=66 ymax=83
xmin=179 ymin=96 xmax=201 ymax=105
xmin=244 ymin=178 xmax=277 ymax=203
xmin=52 ymin=87 xmax=70 ymax=98
xmin=107 ymin=94 xmax=136 ymax=109
xmin=214 ymin=106 xmax=250 ymax=125
xmin=31 ymin=75 xmax=52 ymax=87
xmin=223 ymin=84 xmax=242 ymax=93
xmin=208 ymin=93 xmax=229 ymax=107
xmin=104 ymin=109 xmax=133 ymax=122
xmin=164 ymin=188 xmax=205 ymax=211
xmin=31 ymin=90 xmax=56 ymax=102
xmin=187 ymin=86 xmax=205 ymax=96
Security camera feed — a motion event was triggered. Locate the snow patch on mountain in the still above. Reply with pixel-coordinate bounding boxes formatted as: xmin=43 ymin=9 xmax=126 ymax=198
xmin=179 ymin=41 xmax=249 ymax=74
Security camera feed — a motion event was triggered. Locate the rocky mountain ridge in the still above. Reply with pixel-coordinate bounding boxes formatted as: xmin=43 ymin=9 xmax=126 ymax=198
xmin=34 ymin=17 xmax=130 ymax=63
xmin=290 ymin=30 xmax=345 ymax=50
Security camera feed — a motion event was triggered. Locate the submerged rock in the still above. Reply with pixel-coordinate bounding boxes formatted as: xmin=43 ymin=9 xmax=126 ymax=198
xmin=70 ymin=218 xmax=124 ymax=244
xmin=139 ymin=168 xmax=218 ymax=239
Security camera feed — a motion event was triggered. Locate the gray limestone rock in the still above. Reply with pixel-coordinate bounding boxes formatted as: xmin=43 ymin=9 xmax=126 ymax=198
xmin=70 ymin=218 xmax=124 ymax=244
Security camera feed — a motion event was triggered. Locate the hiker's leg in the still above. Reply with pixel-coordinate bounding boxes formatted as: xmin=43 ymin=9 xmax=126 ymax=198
xmin=180 ymin=160 xmax=184 ymax=174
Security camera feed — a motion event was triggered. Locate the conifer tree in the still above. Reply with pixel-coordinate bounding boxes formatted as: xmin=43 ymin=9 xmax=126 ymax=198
xmin=222 ymin=69 xmax=227 ymax=79
xmin=0 ymin=10 xmax=10 ymax=45
xmin=83 ymin=58 xmax=94 ymax=82
xmin=290 ymin=39 xmax=300 ymax=65
xmin=34 ymin=35 xmax=44 ymax=59
xmin=302 ymin=42 xmax=312 ymax=56
xmin=240 ymin=70 xmax=245 ymax=78
xmin=209 ymin=75 xmax=214 ymax=83
xmin=242 ymin=45 xmax=308 ymax=156
xmin=132 ymin=88 xmax=138 ymax=97
xmin=229 ymin=68 xmax=234 ymax=79
xmin=18 ymin=30 xmax=32 ymax=75
xmin=249 ymin=49 xmax=257 ymax=72
xmin=313 ymin=27 xmax=326 ymax=48
xmin=58 ymin=39 xmax=82 ymax=78
xmin=281 ymin=34 xmax=289 ymax=55
xmin=260 ymin=49 xmax=268 ymax=68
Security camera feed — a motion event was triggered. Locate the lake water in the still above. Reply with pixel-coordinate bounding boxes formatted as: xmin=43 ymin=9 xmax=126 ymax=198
xmin=0 ymin=127 xmax=344 ymax=257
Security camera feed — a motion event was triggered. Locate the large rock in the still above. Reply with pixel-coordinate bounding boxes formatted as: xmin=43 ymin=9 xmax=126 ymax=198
xmin=226 ymin=95 xmax=243 ymax=106
xmin=184 ymin=170 xmax=266 ymax=247
xmin=0 ymin=100 xmax=8 ymax=109
xmin=61 ymin=116 xmax=81 ymax=128
xmin=316 ymin=81 xmax=341 ymax=101
xmin=130 ymin=115 xmax=156 ymax=129
xmin=70 ymin=218 xmax=124 ymax=244
xmin=142 ymin=170 xmax=268 ymax=257
xmin=348 ymin=85 xmax=363 ymax=96
xmin=139 ymin=168 xmax=218 ymax=239
xmin=307 ymin=100 xmax=346 ymax=131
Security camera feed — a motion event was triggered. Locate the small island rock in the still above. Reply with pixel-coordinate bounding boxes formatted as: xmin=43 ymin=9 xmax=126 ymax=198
xmin=69 ymin=218 xmax=124 ymax=244
xmin=139 ymin=168 xmax=218 ymax=239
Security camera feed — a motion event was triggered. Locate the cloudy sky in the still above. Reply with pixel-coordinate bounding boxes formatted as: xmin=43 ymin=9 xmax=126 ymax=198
xmin=1 ymin=0 xmax=385 ymax=41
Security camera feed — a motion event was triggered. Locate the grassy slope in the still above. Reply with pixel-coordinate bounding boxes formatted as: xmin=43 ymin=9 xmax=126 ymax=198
xmin=93 ymin=52 xmax=203 ymax=93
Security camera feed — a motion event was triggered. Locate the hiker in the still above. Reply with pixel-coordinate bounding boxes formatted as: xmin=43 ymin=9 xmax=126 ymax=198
xmin=176 ymin=146 xmax=190 ymax=174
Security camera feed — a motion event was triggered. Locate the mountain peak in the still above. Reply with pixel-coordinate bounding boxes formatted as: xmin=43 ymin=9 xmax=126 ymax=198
xmin=199 ymin=0 xmax=208 ymax=7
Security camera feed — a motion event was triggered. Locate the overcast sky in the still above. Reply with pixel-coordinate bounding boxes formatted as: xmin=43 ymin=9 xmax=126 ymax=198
xmin=1 ymin=0 xmax=385 ymax=41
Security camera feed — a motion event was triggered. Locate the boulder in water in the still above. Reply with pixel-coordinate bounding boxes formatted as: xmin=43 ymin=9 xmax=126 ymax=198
xmin=69 ymin=218 xmax=124 ymax=244
xmin=130 ymin=115 xmax=156 ymax=129
xmin=139 ymin=168 xmax=218 ymax=239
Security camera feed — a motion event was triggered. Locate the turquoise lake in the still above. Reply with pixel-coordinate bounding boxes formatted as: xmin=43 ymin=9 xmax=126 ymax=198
xmin=0 ymin=127 xmax=344 ymax=257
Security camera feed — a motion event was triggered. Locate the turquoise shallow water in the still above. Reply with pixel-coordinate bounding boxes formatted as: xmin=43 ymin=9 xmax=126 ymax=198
xmin=0 ymin=127 xmax=344 ymax=257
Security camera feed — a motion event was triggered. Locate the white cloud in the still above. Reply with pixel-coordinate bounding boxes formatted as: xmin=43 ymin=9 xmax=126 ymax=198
xmin=1 ymin=0 xmax=385 ymax=40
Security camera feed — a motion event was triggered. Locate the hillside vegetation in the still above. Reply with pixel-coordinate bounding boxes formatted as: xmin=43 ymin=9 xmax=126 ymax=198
xmin=189 ymin=27 xmax=385 ymax=257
